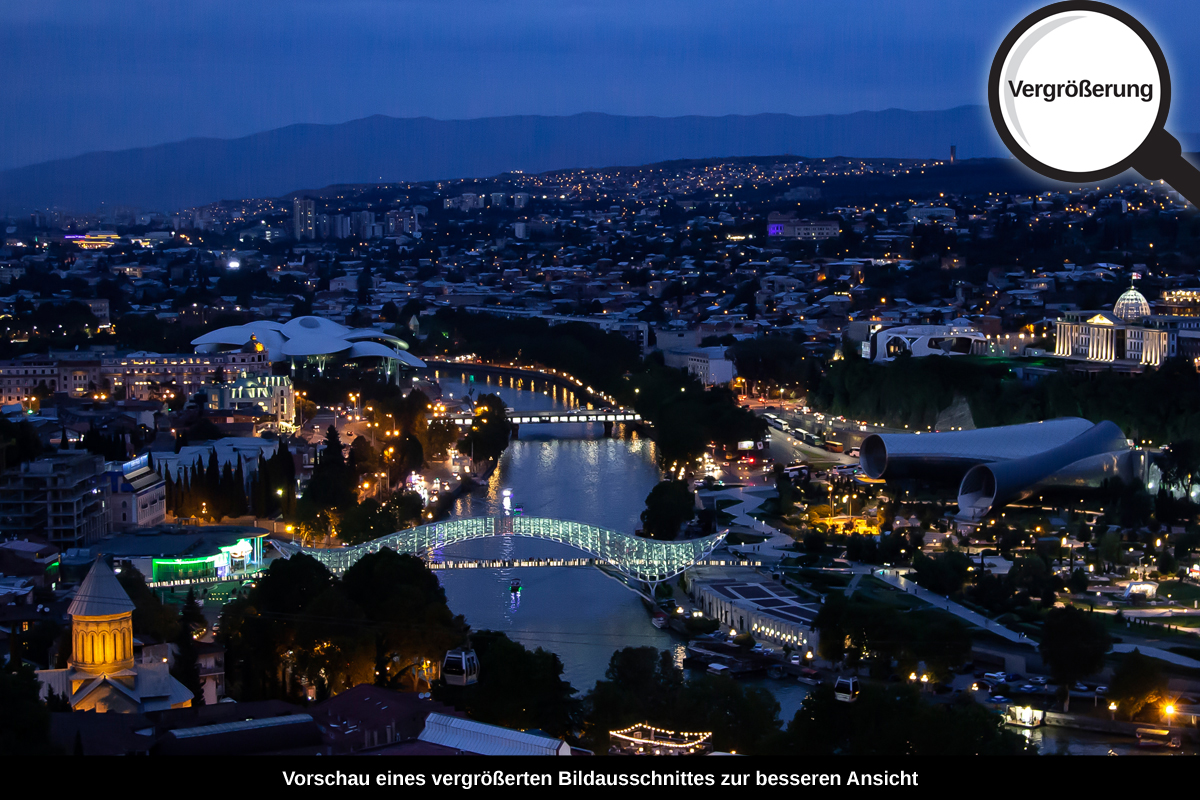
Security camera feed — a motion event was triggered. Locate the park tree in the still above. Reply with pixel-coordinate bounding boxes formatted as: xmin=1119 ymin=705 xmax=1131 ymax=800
xmin=293 ymin=585 xmax=375 ymax=694
xmin=773 ymin=465 xmax=796 ymax=515
xmin=787 ymin=683 xmax=1032 ymax=755
xmin=340 ymin=549 xmax=468 ymax=689
xmin=640 ymin=480 xmax=696 ymax=540
xmin=434 ymin=630 xmax=580 ymax=738
xmin=422 ymin=418 xmax=461 ymax=461
xmin=1039 ymin=606 xmax=1111 ymax=712
xmin=1160 ymin=440 xmax=1200 ymax=491
xmin=1109 ymin=648 xmax=1169 ymax=720
xmin=1098 ymin=531 xmax=1125 ymax=571
xmin=349 ymin=435 xmax=378 ymax=476
xmin=0 ymin=665 xmax=60 ymax=755
xmin=117 ymin=567 xmax=181 ymax=643
xmin=911 ymin=551 xmax=972 ymax=596
xmin=584 ymin=647 xmax=683 ymax=750
xmin=303 ymin=426 xmax=356 ymax=511
xmin=217 ymin=554 xmax=334 ymax=701
xmin=457 ymin=393 xmax=509 ymax=463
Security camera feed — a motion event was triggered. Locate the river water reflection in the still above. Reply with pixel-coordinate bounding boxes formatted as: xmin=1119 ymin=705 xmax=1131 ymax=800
xmin=434 ymin=377 xmax=810 ymax=720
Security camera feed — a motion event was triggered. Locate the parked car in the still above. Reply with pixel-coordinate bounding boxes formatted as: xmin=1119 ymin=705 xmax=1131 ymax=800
xmin=1073 ymin=682 xmax=1089 ymax=692
xmin=984 ymin=672 xmax=1007 ymax=682
xmin=1020 ymin=684 xmax=1038 ymax=693
xmin=1095 ymin=685 xmax=1108 ymax=695
xmin=1030 ymin=676 xmax=1048 ymax=685
xmin=1006 ymin=673 xmax=1024 ymax=682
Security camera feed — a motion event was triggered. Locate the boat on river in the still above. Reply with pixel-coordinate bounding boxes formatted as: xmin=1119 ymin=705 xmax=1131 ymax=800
xmin=1136 ymin=728 xmax=1182 ymax=748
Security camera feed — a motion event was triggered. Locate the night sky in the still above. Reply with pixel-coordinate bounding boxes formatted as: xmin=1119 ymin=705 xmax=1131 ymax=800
xmin=3 ymin=0 xmax=1199 ymax=170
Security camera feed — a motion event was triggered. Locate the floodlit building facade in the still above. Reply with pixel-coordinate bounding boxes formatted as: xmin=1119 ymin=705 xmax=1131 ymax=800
xmin=35 ymin=559 xmax=193 ymax=713
xmin=866 ymin=323 xmax=986 ymax=363
xmin=1053 ymin=285 xmax=1200 ymax=367
xmin=206 ymin=373 xmax=296 ymax=428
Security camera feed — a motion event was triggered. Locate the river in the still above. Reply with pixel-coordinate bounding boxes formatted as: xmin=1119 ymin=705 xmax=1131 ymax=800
xmin=433 ymin=376 xmax=811 ymax=721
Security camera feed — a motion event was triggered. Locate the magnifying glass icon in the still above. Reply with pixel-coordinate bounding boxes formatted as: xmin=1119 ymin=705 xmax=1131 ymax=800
xmin=989 ymin=1 xmax=1200 ymax=205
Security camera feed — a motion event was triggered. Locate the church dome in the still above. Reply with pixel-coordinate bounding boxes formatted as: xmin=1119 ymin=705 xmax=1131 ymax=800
xmin=1113 ymin=286 xmax=1150 ymax=321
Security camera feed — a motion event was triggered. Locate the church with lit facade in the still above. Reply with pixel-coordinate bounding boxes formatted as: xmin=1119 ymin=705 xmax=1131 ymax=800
xmin=36 ymin=559 xmax=193 ymax=713
xmin=1053 ymin=284 xmax=1200 ymax=368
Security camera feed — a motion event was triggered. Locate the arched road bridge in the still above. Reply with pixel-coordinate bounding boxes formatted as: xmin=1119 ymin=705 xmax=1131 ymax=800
xmin=274 ymin=516 xmax=725 ymax=586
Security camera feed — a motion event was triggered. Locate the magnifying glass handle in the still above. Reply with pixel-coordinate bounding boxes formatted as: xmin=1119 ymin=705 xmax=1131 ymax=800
xmin=1133 ymin=129 xmax=1200 ymax=208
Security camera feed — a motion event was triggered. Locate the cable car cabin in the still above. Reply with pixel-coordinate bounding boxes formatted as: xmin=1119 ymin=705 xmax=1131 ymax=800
xmin=442 ymin=648 xmax=480 ymax=687
xmin=833 ymin=677 xmax=860 ymax=703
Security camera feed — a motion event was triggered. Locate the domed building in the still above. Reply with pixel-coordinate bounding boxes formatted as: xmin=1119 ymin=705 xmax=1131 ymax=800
xmin=191 ymin=315 xmax=425 ymax=382
xmin=1054 ymin=281 xmax=1200 ymax=367
xmin=1112 ymin=285 xmax=1151 ymax=321
xmin=36 ymin=559 xmax=193 ymax=713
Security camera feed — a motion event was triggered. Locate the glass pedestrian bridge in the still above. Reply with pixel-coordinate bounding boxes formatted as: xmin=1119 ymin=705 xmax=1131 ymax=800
xmin=274 ymin=516 xmax=726 ymax=585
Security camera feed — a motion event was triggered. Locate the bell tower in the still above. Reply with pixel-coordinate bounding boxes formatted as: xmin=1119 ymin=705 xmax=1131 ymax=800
xmin=67 ymin=559 xmax=137 ymax=680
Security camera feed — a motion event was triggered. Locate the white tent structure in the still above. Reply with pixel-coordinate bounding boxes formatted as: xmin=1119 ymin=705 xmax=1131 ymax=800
xmin=192 ymin=316 xmax=424 ymax=379
xmin=417 ymin=713 xmax=572 ymax=756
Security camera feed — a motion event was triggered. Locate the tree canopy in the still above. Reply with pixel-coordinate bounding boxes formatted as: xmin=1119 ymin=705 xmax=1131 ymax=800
xmin=640 ymin=480 xmax=696 ymax=540
xmin=1039 ymin=606 xmax=1111 ymax=711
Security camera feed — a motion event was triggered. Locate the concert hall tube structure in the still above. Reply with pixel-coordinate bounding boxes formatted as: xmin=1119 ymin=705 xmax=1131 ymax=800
xmin=956 ymin=420 xmax=1133 ymax=519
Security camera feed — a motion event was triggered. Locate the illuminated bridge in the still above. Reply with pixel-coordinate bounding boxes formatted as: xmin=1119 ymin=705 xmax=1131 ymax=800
xmin=274 ymin=516 xmax=724 ymax=585
xmin=446 ymin=410 xmax=641 ymax=427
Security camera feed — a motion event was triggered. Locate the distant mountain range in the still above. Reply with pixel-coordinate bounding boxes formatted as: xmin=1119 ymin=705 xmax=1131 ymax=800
xmin=0 ymin=106 xmax=1103 ymax=212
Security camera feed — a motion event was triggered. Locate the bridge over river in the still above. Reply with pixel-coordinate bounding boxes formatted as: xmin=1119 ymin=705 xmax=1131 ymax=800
xmin=274 ymin=515 xmax=725 ymax=585
xmin=446 ymin=409 xmax=641 ymax=429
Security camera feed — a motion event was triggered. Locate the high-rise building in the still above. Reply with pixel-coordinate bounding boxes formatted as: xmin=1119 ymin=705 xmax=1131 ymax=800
xmin=350 ymin=210 xmax=376 ymax=237
xmin=293 ymin=197 xmax=316 ymax=240
xmin=330 ymin=214 xmax=352 ymax=239
xmin=490 ymin=193 xmax=506 ymax=208
xmin=0 ymin=453 xmax=111 ymax=548
xmin=513 ymin=193 xmax=531 ymax=209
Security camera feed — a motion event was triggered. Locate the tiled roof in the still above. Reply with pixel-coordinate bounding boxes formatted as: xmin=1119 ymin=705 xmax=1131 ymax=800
xmin=67 ymin=559 xmax=136 ymax=617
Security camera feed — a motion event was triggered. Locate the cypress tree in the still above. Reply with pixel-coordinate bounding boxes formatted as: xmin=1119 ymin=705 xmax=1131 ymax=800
xmin=276 ymin=439 xmax=296 ymax=516
xmin=191 ymin=459 xmax=204 ymax=517
xmin=205 ymin=451 xmax=220 ymax=519
xmin=249 ymin=473 xmax=263 ymax=518
xmin=179 ymin=469 xmax=193 ymax=518
xmin=233 ymin=457 xmax=248 ymax=517
xmin=218 ymin=461 xmax=235 ymax=520
xmin=256 ymin=453 xmax=272 ymax=516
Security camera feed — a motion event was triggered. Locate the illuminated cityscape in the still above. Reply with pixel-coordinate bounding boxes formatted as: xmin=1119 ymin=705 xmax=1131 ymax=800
xmin=5 ymin=0 xmax=1200 ymax=766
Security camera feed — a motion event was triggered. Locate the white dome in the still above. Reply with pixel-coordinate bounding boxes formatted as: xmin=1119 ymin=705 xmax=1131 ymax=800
xmin=1113 ymin=286 xmax=1150 ymax=321
xmin=281 ymin=315 xmax=352 ymax=338
xmin=281 ymin=334 xmax=353 ymax=358
xmin=191 ymin=315 xmax=416 ymax=365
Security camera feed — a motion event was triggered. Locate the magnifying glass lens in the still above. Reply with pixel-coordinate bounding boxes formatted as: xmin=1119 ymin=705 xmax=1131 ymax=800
xmin=997 ymin=9 xmax=1162 ymax=174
